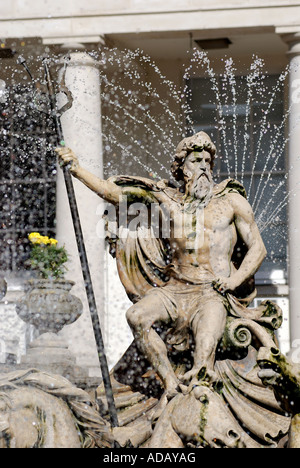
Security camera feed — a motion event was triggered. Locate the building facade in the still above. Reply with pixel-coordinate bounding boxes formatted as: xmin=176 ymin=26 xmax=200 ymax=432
xmin=0 ymin=0 xmax=299 ymax=376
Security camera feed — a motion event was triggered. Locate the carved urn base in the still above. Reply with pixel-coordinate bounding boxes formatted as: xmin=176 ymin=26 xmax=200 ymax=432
xmin=16 ymin=279 xmax=83 ymax=333
xmin=16 ymin=279 xmax=88 ymax=384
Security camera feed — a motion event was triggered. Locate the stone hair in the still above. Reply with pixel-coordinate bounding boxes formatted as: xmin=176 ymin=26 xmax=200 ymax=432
xmin=171 ymin=131 xmax=217 ymax=181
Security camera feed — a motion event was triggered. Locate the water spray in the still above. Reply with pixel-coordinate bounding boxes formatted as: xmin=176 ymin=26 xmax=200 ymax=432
xmin=17 ymin=55 xmax=120 ymax=432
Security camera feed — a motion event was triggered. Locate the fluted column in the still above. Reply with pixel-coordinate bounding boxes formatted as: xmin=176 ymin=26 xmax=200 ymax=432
xmin=56 ymin=51 xmax=105 ymax=375
xmin=283 ymin=34 xmax=300 ymax=349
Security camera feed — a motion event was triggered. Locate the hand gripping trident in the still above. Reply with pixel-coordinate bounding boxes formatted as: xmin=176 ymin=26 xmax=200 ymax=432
xmin=18 ymin=55 xmax=119 ymax=430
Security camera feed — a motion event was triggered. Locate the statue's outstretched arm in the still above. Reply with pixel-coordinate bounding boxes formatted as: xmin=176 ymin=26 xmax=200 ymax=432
xmin=56 ymin=147 xmax=124 ymax=205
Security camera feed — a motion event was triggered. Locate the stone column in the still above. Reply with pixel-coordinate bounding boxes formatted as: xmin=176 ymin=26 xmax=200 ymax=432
xmin=283 ymin=34 xmax=300 ymax=348
xmin=56 ymin=51 xmax=105 ymax=376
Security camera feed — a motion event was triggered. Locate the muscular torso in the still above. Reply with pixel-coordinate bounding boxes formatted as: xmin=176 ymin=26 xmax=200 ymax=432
xmin=115 ymin=178 xmax=263 ymax=289
xmin=156 ymin=192 xmax=237 ymax=282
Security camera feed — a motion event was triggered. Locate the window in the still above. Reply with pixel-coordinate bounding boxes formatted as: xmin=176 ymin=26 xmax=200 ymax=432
xmin=187 ymin=75 xmax=287 ymax=284
xmin=0 ymin=84 xmax=57 ymax=273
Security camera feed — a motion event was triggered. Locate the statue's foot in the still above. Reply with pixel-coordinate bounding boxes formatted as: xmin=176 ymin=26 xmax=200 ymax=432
xmin=162 ymin=375 xmax=181 ymax=399
xmin=166 ymin=385 xmax=180 ymax=401
xmin=179 ymin=366 xmax=208 ymax=384
xmin=180 ymin=366 xmax=221 ymax=389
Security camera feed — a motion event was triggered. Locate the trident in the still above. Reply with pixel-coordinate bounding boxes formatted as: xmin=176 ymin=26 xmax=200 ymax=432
xmin=17 ymin=55 xmax=119 ymax=430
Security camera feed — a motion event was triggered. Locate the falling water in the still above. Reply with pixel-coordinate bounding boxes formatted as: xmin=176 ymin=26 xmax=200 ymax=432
xmin=0 ymin=46 xmax=296 ymax=279
xmin=88 ymin=46 xmax=295 ymax=286
xmin=0 ymin=44 xmax=297 ymax=372
xmin=179 ymin=49 xmax=293 ymax=230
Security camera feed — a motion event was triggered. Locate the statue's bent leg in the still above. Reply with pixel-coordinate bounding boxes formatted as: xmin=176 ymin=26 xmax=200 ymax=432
xmin=126 ymin=293 xmax=179 ymax=397
xmin=183 ymin=301 xmax=227 ymax=384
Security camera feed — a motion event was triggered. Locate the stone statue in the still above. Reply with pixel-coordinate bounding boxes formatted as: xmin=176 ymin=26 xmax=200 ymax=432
xmin=54 ymin=131 xmax=295 ymax=448
xmin=257 ymin=346 xmax=300 ymax=448
xmin=57 ymin=132 xmax=266 ymax=395
xmin=148 ymin=384 xmax=247 ymax=448
xmin=1 ymin=132 xmax=294 ymax=448
xmin=0 ymin=368 xmax=112 ymax=448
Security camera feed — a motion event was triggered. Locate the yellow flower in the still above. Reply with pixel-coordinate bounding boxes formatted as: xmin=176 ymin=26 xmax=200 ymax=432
xmin=28 ymin=232 xmax=42 ymax=244
xmin=49 ymin=238 xmax=58 ymax=246
xmin=39 ymin=236 xmax=50 ymax=245
xmin=29 ymin=232 xmax=41 ymax=239
xmin=28 ymin=232 xmax=52 ymax=245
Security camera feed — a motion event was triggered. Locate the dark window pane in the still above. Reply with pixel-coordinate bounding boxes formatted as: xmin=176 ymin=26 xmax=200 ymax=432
xmin=0 ymin=184 xmax=13 ymax=230
xmin=188 ymin=74 xmax=287 ymax=283
xmin=253 ymin=125 xmax=285 ymax=173
xmin=188 ymin=78 xmax=217 ymax=126
xmin=14 ymin=183 xmax=46 ymax=232
xmin=14 ymin=234 xmax=31 ymax=271
xmin=0 ymin=235 xmax=13 ymax=270
xmin=0 ymin=84 xmax=57 ymax=273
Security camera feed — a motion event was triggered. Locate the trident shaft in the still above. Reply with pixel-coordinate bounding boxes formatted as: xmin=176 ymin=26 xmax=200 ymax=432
xmin=18 ymin=56 xmax=119 ymax=430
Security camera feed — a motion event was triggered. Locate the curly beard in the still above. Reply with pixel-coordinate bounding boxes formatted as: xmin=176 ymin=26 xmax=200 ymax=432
xmin=186 ymin=171 xmax=214 ymax=201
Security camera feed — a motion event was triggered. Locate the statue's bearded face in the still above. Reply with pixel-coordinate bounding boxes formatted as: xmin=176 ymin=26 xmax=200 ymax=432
xmin=183 ymin=149 xmax=213 ymax=200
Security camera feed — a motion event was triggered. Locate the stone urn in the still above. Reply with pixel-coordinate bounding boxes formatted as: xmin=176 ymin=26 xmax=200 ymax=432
xmin=15 ymin=279 xmax=86 ymax=382
xmin=16 ymin=279 xmax=83 ymax=333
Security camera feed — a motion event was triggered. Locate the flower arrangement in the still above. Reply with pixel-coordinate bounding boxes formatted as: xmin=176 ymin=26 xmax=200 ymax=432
xmin=27 ymin=232 xmax=68 ymax=280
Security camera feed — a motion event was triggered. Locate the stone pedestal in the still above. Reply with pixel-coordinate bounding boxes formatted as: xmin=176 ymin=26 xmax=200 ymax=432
xmin=20 ymin=332 xmax=89 ymax=385
xmin=16 ymin=279 xmax=90 ymax=386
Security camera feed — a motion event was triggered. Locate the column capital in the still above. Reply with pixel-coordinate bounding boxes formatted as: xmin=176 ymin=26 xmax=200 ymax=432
xmin=59 ymin=50 xmax=99 ymax=69
xmin=43 ymin=36 xmax=105 ymax=47
xmin=282 ymin=32 xmax=300 ymax=56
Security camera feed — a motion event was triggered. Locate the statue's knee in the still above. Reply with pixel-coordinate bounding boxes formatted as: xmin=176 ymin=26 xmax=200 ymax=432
xmin=126 ymin=305 xmax=144 ymax=329
xmin=126 ymin=305 xmax=154 ymax=336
